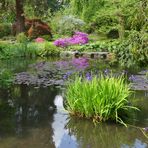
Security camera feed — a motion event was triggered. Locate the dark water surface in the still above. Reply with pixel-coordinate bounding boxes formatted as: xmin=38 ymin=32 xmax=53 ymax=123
xmin=0 ymin=58 xmax=147 ymax=148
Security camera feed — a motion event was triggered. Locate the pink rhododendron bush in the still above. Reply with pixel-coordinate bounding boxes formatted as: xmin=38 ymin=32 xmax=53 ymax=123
xmin=54 ymin=32 xmax=89 ymax=47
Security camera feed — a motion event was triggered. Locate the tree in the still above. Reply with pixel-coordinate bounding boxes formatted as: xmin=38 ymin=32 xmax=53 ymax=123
xmin=15 ymin=0 xmax=25 ymax=34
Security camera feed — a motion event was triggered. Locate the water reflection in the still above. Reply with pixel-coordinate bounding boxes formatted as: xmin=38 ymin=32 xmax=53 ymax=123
xmin=0 ymin=86 xmax=148 ymax=148
xmin=54 ymin=95 xmax=64 ymax=111
xmin=0 ymin=84 xmax=58 ymax=147
xmin=66 ymin=117 xmax=148 ymax=148
xmin=121 ymin=139 xmax=147 ymax=148
xmin=52 ymin=95 xmax=78 ymax=148
xmin=131 ymin=91 xmax=148 ymax=127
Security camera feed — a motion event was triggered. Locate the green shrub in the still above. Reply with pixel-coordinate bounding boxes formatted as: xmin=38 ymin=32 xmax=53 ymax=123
xmin=16 ymin=33 xmax=28 ymax=43
xmin=67 ymin=42 xmax=106 ymax=52
xmin=0 ymin=69 xmax=13 ymax=88
xmin=67 ymin=40 xmax=120 ymax=52
xmin=55 ymin=15 xmax=85 ymax=35
xmin=0 ymin=41 xmax=33 ymax=59
xmin=124 ymin=0 xmax=147 ymax=31
xmin=66 ymin=75 xmax=138 ymax=126
xmin=93 ymin=12 xmax=118 ymax=35
xmin=0 ymin=41 xmax=18 ymax=59
xmin=113 ymin=31 xmax=148 ymax=68
xmin=0 ymin=40 xmax=61 ymax=59
xmin=41 ymin=35 xmax=52 ymax=41
xmin=38 ymin=42 xmax=60 ymax=57
xmin=26 ymin=43 xmax=39 ymax=57
xmin=66 ymin=0 xmax=106 ymax=22
xmin=0 ymin=41 xmax=8 ymax=50
xmin=0 ymin=23 xmax=11 ymax=38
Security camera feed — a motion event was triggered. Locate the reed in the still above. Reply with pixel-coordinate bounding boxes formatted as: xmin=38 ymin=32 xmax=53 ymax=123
xmin=66 ymin=74 xmax=138 ymax=126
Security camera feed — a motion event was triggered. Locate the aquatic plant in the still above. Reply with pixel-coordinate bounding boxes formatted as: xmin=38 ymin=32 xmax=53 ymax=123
xmin=65 ymin=74 xmax=138 ymax=126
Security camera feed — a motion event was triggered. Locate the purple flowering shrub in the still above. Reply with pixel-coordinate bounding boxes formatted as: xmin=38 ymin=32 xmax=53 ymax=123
xmin=54 ymin=32 xmax=89 ymax=47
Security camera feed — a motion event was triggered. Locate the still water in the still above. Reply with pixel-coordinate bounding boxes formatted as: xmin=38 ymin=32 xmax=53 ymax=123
xmin=0 ymin=58 xmax=147 ymax=148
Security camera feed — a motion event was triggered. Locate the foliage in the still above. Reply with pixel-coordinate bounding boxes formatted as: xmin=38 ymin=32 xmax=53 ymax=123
xmin=0 ymin=0 xmax=62 ymax=25
xmin=0 ymin=23 xmax=12 ymax=38
xmin=113 ymin=31 xmax=148 ymax=68
xmin=66 ymin=74 xmax=138 ymax=125
xmin=123 ymin=0 xmax=148 ymax=31
xmin=0 ymin=1 xmax=15 ymax=23
xmin=0 ymin=69 xmax=14 ymax=88
xmin=50 ymin=10 xmax=64 ymax=34
xmin=0 ymin=0 xmax=147 ymax=68
xmin=92 ymin=6 xmax=118 ymax=35
xmin=39 ymin=42 xmax=60 ymax=56
xmin=65 ymin=0 xmax=105 ymax=22
xmin=64 ymin=0 xmax=147 ymax=38
xmin=66 ymin=40 xmax=119 ymax=52
xmin=40 ymin=35 xmax=52 ymax=41
xmin=54 ymin=15 xmax=85 ymax=35
xmin=16 ymin=32 xmax=28 ymax=43
xmin=0 ymin=41 xmax=61 ymax=59
xmin=0 ymin=41 xmax=19 ymax=59
xmin=65 ymin=31 xmax=147 ymax=68
xmin=24 ymin=0 xmax=61 ymax=18
xmin=24 ymin=5 xmax=52 ymax=22
xmin=24 ymin=4 xmax=36 ymax=19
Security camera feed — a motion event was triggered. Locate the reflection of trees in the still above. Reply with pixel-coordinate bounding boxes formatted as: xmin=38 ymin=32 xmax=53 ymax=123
xmin=0 ymin=100 xmax=15 ymax=135
xmin=0 ymin=127 xmax=56 ymax=148
xmin=13 ymin=84 xmax=58 ymax=123
xmin=0 ymin=58 xmax=36 ymax=72
xmin=0 ymin=87 xmax=15 ymax=135
xmin=66 ymin=117 xmax=148 ymax=148
xmin=131 ymin=91 xmax=148 ymax=126
xmin=0 ymin=84 xmax=59 ymax=147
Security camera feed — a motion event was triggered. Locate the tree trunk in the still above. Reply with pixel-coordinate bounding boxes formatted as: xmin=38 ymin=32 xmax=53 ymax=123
xmin=16 ymin=0 xmax=25 ymax=34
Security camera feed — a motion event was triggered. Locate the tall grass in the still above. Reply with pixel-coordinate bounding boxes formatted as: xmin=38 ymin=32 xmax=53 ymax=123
xmin=65 ymin=75 xmax=138 ymax=126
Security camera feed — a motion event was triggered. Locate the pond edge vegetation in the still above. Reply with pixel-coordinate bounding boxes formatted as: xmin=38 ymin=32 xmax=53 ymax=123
xmin=65 ymin=74 xmax=139 ymax=126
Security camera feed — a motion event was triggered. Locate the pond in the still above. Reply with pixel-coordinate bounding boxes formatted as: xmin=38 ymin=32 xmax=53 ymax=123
xmin=0 ymin=58 xmax=148 ymax=148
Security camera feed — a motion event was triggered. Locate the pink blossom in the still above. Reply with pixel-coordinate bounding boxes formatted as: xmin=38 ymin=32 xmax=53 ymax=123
xmin=35 ymin=37 xmax=45 ymax=43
